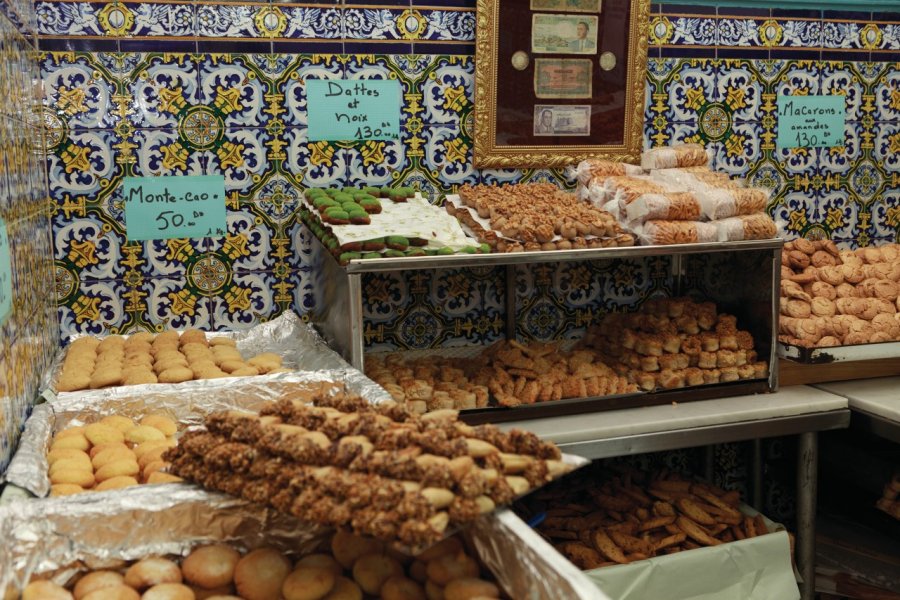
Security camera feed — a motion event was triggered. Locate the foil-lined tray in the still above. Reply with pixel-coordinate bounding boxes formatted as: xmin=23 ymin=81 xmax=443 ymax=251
xmin=5 ymin=370 xmax=390 ymax=496
xmin=0 ymin=480 xmax=604 ymax=599
xmin=41 ymin=312 xmax=351 ymax=399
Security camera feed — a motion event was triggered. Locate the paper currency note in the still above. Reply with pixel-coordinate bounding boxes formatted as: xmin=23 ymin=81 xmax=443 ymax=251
xmin=534 ymin=59 xmax=593 ymax=99
xmin=533 ymin=105 xmax=591 ymax=136
xmin=530 ymin=0 xmax=602 ymax=13
xmin=532 ymin=14 xmax=599 ymax=54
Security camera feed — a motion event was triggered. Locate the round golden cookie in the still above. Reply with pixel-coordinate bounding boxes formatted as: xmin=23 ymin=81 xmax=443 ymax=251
xmin=125 ymin=425 xmax=166 ymax=444
xmin=62 ymin=358 xmax=97 ymax=374
xmin=56 ymin=426 xmax=86 ymax=439
xmin=96 ymin=348 xmax=125 ymax=361
xmin=208 ymin=337 xmax=236 ymax=348
xmin=182 ymin=544 xmax=241 ymax=590
xmin=230 ymin=367 xmax=260 ymax=377
xmin=92 ymin=445 xmax=137 ymax=469
xmin=90 ymin=368 xmax=123 ymax=389
xmin=181 ymin=341 xmax=210 ymax=354
xmin=23 ymin=580 xmax=73 ymax=600
xmin=95 ymin=458 xmax=140 ymax=482
xmin=95 ymin=475 xmax=139 ymax=491
xmin=155 ymin=356 xmax=189 ymax=371
xmin=138 ymin=446 xmax=172 ymax=468
xmin=218 ymin=360 xmax=248 ymax=374
xmin=282 ymin=567 xmax=335 ymax=600
xmin=100 ymin=415 xmax=136 ymax=433
xmin=48 ymin=447 xmax=91 ymax=465
xmin=425 ymin=553 xmax=479 ymax=586
xmin=380 ymin=577 xmax=425 ymax=600
xmin=50 ymin=468 xmax=95 ymax=488
xmin=352 ymin=554 xmax=402 ymax=595
xmin=123 ymin=353 xmax=153 ymax=366
xmin=84 ymin=423 xmax=125 ymax=446
xmin=331 ymin=531 xmax=383 ymax=569
xmin=297 ymin=554 xmax=342 ymax=577
xmin=81 ymin=585 xmax=141 ymax=600
xmin=51 ymin=433 xmax=90 ymax=452
xmin=74 ymin=571 xmax=125 ymax=599
xmin=180 ymin=329 xmax=208 ymax=346
xmin=158 ymin=367 xmax=194 ymax=384
xmin=50 ymin=483 xmax=84 ymax=496
xmin=183 ymin=347 xmax=214 ymax=360
xmin=127 ymin=331 xmax=156 ymax=344
xmin=150 ymin=343 xmax=180 ymax=357
xmin=124 ymin=557 xmax=182 ymax=589
xmin=154 ymin=330 xmax=180 ymax=344
xmin=142 ymin=460 xmax=168 ymax=479
xmin=50 ymin=456 xmax=93 ymax=474
xmin=211 ymin=345 xmax=241 ymax=357
xmin=58 ymin=373 xmax=92 ymax=392
xmin=97 ymin=335 xmax=126 ymax=351
xmin=190 ymin=588 xmax=237 ymax=600
xmin=123 ymin=340 xmax=152 ymax=354
xmin=123 ymin=370 xmax=158 ymax=386
xmin=321 ymin=577 xmax=362 ymax=600
xmin=192 ymin=366 xmax=229 ymax=379
xmin=141 ymin=414 xmax=177 ymax=436
xmin=140 ymin=583 xmax=195 ymax=600
xmin=443 ymin=579 xmax=499 ymax=600
xmin=147 ymin=472 xmax=182 ymax=484
xmin=248 ymin=354 xmax=283 ymax=373
xmin=70 ymin=336 xmax=101 ymax=350
xmin=134 ymin=439 xmax=176 ymax=459
xmin=417 ymin=537 xmax=462 ymax=562
xmin=90 ymin=442 xmax=131 ymax=459
xmin=234 ymin=548 xmax=292 ymax=600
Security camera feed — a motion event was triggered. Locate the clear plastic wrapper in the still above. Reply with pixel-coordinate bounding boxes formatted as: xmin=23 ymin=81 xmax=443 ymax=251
xmin=638 ymin=220 xmax=718 ymax=245
xmin=6 ymin=370 xmax=390 ymax=497
xmin=641 ymin=143 xmax=711 ymax=170
xmin=714 ymin=213 xmax=778 ymax=242
xmin=570 ymin=159 xmax=644 ymax=186
xmin=42 ymin=311 xmax=350 ymax=399
xmin=623 ymin=192 xmax=703 ymax=225
xmin=699 ymin=188 xmax=770 ymax=220
xmin=0 ymin=486 xmax=603 ymax=600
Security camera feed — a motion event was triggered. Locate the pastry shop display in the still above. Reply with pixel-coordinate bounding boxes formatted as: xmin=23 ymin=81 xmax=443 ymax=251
xmin=779 ymin=241 xmax=900 ymax=347
xmin=365 ymin=340 xmax=637 ymax=414
xmin=446 ymin=182 xmax=635 ymax=252
xmin=56 ymin=330 xmax=286 ymax=392
xmin=22 ymin=533 xmax=506 ymax=600
xmin=517 ymin=465 xmax=789 ymax=569
xmin=301 ymin=186 xmax=487 ymax=265
xmin=164 ymin=390 xmax=575 ymax=548
xmin=47 ymin=413 xmax=182 ymax=495
xmin=876 ymin=473 xmax=900 ymax=521
xmin=581 ymin=297 xmax=768 ymax=391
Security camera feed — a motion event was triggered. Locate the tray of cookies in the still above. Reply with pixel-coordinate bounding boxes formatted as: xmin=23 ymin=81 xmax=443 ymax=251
xmin=162 ymin=389 xmax=588 ymax=553
xmin=45 ymin=312 xmax=350 ymax=396
xmin=778 ymin=240 xmax=900 ymax=363
xmin=514 ymin=465 xmax=799 ymax=600
xmin=6 ymin=370 xmax=389 ymax=498
xmin=0 ymin=467 xmax=603 ymax=599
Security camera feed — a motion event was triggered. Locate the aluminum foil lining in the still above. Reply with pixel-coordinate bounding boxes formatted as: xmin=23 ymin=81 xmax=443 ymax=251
xmin=0 ymin=484 xmax=330 ymax=594
xmin=41 ymin=312 xmax=351 ymax=398
xmin=0 ymin=485 xmax=601 ymax=600
xmin=5 ymin=369 xmax=391 ymax=496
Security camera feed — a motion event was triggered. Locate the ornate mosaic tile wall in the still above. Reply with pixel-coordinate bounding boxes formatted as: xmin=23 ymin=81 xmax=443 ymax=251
xmin=0 ymin=0 xmax=55 ymax=473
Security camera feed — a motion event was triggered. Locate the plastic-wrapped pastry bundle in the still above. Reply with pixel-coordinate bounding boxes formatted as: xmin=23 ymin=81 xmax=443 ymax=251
xmin=571 ymin=159 xmax=644 ymax=186
xmin=638 ymin=220 xmax=718 ymax=245
xmin=700 ymin=187 xmax=770 ymax=220
xmin=640 ymin=143 xmax=710 ymax=170
xmin=714 ymin=213 xmax=778 ymax=242
xmin=623 ymin=192 xmax=702 ymax=224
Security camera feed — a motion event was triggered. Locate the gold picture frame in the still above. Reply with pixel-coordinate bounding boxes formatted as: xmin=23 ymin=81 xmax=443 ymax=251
xmin=474 ymin=0 xmax=651 ymax=168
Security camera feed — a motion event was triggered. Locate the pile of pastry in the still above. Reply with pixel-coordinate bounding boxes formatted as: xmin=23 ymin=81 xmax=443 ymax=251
xmin=449 ymin=182 xmax=634 ymax=252
xmin=876 ymin=473 xmax=900 ymax=520
xmin=58 ymin=330 xmax=285 ymax=392
xmin=164 ymin=392 xmax=572 ymax=547
xmin=47 ymin=413 xmax=181 ymax=496
xmin=574 ymin=144 xmax=776 ymax=246
xmin=779 ymin=240 xmax=900 ymax=347
xmin=365 ymin=340 xmax=636 ymax=413
xmin=582 ymin=297 xmax=768 ymax=390
xmin=518 ymin=466 xmax=781 ymax=570
xmin=22 ymin=533 xmax=503 ymax=600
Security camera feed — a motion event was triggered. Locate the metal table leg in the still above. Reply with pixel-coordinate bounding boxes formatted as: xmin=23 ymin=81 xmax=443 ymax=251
xmin=797 ymin=432 xmax=818 ymax=600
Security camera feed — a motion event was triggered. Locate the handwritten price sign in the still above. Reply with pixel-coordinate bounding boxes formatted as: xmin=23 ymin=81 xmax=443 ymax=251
xmin=777 ymin=95 xmax=846 ymax=149
xmin=124 ymin=175 xmax=227 ymax=241
xmin=0 ymin=216 xmax=12 ymax=323
xmin=307 ymin=79 xmax=401 ymax=142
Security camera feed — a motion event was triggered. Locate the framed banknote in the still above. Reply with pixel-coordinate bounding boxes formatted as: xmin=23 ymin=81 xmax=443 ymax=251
xmin=474 ymin=0 xmax=650 ymax=167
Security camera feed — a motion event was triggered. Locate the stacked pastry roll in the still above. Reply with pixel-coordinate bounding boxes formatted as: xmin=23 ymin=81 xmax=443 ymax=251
xmin=583 ymin=297 xmax=768 ymax=390
xmin=574 ymin=145 xmax=776 ymax=246
xmin=165 ymin=392 xmax=573 ymax=548
xmin=779 ymin=240 xmax=900 ymax=347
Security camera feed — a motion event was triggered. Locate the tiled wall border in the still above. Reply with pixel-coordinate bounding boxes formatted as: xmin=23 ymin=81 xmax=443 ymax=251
xmin=34 ymin=1 xmax=900 ymax=58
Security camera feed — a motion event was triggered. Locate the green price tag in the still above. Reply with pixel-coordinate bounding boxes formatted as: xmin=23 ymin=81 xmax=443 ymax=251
xmin=307 ymin=79 xmax=401 ymax=142
xmin=776 ymin=95 xmax=846 ymax=149
xmin=0 ymin=216 xmax=12 ymax=323
xmin=124 ymin=175 xmax=227 ymax=241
